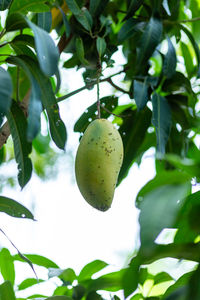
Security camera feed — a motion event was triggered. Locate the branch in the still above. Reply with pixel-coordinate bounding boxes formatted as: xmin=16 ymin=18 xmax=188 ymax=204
xmin=106 ymin=77 xmax=129 ymax=94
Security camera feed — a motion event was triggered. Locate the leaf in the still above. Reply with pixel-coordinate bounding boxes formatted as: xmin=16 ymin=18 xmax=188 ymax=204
xmin=0 ymin=248 xmax=15 ymax=285
xmin=163 ymin=272 xmax=193 ymax=299
xmin=78 ymin=260 xmax=108 ymax=282
xmin=122 ymin=256 xmax=141 ymax=298
xmin=136 ymin=16 xmax=163 ymax=73
xmin=0 ymin=0 xmax=12 ymax=10
xmin=13 ymin=254 xmax=59 ymax=269
xmin=124 ymin=0 xmax=144 ymax=20
xmin=134 ymin=78 xmax=149 ymax=111
xmin=75 ymin=37 xmax=89 ymax=66
xmin=7 ymin=56 xmax=67 ymax=150
xmin=9 ymin=0 xmax=49 ymax=14
xmin=0 ymin=67 xmax=13 ymax=127
xmin=6 ymin=13 xmax=28 ymax=32
xmin=153 ymin=272 xmax=174 ymax=285
xmin=139 ymin=182 xmax=190 ymax=255
xmin=180 ymin=42 xmax=194 ymax=78
xmin=6 ymin=101 xmax=32 ymax=188
xmin=46 ymin=297 xmax=73 ymax=300
xmin=0 ymin=196 xmax=34 ymax=219
xmin=152 ymin=93 xmax=172 ymax=155
xmin=49 ymin=268 xmax=76 ymax=284
xmin=37 ymin=11 xmax=52 ymax=32
xmin=187 ymin=264 xmax=200 ymax=300
xmin=26 ymin=18 xmax=59 ymax=76
xmin=65 ymin=0 xmax=93 ymax=31
xmin=163 ymin=37 xmax=177 ymax=78
xmin=89 ymin=0 xmax=109 ymax=17
xmin=118 ymin=106 xmax=152 ymax=185
xmin=18 ymin=278 xmax=44 ymax=290
xmin=0 ymin=281 xmax=16 ymax=300
xmin=96 ymin=37 xmax=106 ymax=57
xmin=58 ymin=7 xmax=71 ymax=38
xmin=118 ymin=19 xmax=145 ymax=42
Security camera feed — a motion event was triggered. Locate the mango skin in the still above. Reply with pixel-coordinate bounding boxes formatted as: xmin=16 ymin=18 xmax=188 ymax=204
xmin=75 ymin=118 xmax=124 ymax=211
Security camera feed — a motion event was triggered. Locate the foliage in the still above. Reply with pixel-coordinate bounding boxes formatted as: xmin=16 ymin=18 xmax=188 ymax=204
xmin=0 ymin=0 xmax=200 ymax=299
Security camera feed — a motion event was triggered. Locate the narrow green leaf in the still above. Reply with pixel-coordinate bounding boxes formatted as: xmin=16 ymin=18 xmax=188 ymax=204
xmin=181 ymin=42 xmax=194 ymax=78
xmin=96 ymin=37 xmax=106 ymax=57
xmin=136 ymin=16 xmax=162 ymax=73
xmin=7 ymin=101 xmax=32 ymax=188
xmin=162 ymin=0 xmax=171 ymax=15
xmin=118 ymin=19 xmax=145 ymax=42
xmin=49 ymin=268 xmax=76 ymax=284
xmin=153 ymin=272 xmax=174 ymax=285
xmin=163 ymin=272 xmax=193 ymax=299
xmin=152 ymin=93 xmax=171 ymax=155
xmin=163 ymin=37 xmax=177 ymax=78
xmin=6 ymin=13 xmax=28 ymax=32
xmin=124 ymin=0 xmax=144 ymax=20
xmin=9 ymin=0 xmax=49 ymax=14
xmin=78 ymin=260 xmax=108 ymax=282
xmin=0 ymin=196 xmax=34 ymax=219
xmin=46 ymin=297 xmax=73 ymax=300
xmin=187 ymin=264 xmax=200 ymax=300
xmin=76 ymin=37 xmax=89 ymax=66
xmin=37 ymin=11 xmax=52 ymax=32
xmin=18 ymin=278 xmax=44 ymax=291
xmin=122 ymin=256 xmax=141 ymax=298
xmin=0 ymin=281 xmax=16 ymax=300
xmin=134 ymin=78 xmax=149 ymax=110
xmin=0 ymin=0 xmax=12 ymax=10
xmin=65 ymin=0 xmax=92 ymax=31
xmin=13 ymin=254 xmax=59 ymax=269
xmin=0 ymin=249 xmax=15 ymax=285
xmin=26 ymin=18 xmax=59 ymax=76
xmin=139 ymin=183 xmax=190 ymax=255
xmin=58 ymin=7 xmax=71 ymax=38
xmin=89 ymin=0 xmax=109 ymax=17
xmin=0 ymin=67 xmax=12 ymax=126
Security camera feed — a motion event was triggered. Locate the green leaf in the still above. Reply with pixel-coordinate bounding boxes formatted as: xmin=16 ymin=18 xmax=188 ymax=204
xmin=6 ymin=13 xmax=28 ymax=32
xmin=134 ymin=78 xmax=149 ymax=111
xmin=65 ymin=0 xmax=92 ymax=31
xmin=78 ymin=260 xmax=108 ymax=282
xmin=75 ymin=37 xmax=89 ymax=66
xmin=129 ymin=294 xmax=143 ymax=300
xmin=13 ymin=254 xmax=59 ymax=269
xmin=49 ymin=268 xmax=76 ymax=284
xmin=124 ymin=0 xmax=144 ymax=20
xmin=118 ymin=19 xmax=145 ymax=42
xmin=6 ymin=101 xmax=32 ymax=188
xmin=122 ymin=256 xmax=141 ymax=298
xmin=139 ymin=182 xmax=190 ymax=255
xmin=187 ymin=264 xmax=200 ymax=300
xmin=0 ymin=281 xmax=16 ymax=300
xmin=59 ymin=7 xmax=71 ymax=38
xmin=18 ymin=278 xmax=44 ymax=290
xmin=96 ymin=37 xmax=106 ymax=57
xmin=37 ymin=11 xmax=52 ymax=32
xmin=180 ymin=42 xmax=194 ymax=78
xmin=0 ymin=196 xmax=34 ymax=219
xmin=0 ymin=249 xmax=15 ymax=285
xmin=9 ymin=0 xmax=49 ymax=14
xmin=89 ymin=0 xmax=109 ymax=17
xmin=0 ymin=0 xmax=12 ymax=10
xmin=153 ymin=272 xmax=174 ymax=285
xmin=118 ymin=106 xmax=152 ymax=185
xmin=46 ymin=297 xmax=73 ymax=300
xmin=163 ymin=272 xmax=192 ymax=299
xmin=136 ymin=16 xmax=163 ymax=73
xmin=0 ymin=67 xmax=13 ymax=126
xmin=26 ymin=18 xmax=59 ymax=76
xmin=152 ymin=93 xmax=172 ymax=155
xmin=163 ymin=37 xmax=177 ymax=78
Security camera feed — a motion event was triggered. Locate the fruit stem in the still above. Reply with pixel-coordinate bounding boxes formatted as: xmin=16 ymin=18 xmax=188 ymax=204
xmin=96 ymin=59 xmax=102 ymax=119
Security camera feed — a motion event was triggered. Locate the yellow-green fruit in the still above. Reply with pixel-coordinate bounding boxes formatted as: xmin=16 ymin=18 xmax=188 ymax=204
xmin=75 ymin=118 xmax=124 ymax=211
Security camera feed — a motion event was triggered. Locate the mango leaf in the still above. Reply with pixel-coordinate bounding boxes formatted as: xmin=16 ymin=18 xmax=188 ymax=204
xmin=65 ymin=0 xmax=93 ymax=32
xmin=0 ymin=248 xmax=15 ymax=285
xmin=0 ymin=281 xmax=16 ymax=300
xmin=78 ymin=260 xmax=108 ymax=282
xmin=181 ymin=41 xmax=195 ymax=78
xmin=59 ymin=7 xmax=71 ymax=38
xmin=124 ymin=0 xmax=144 ymax=20
xmin=163 ymin=272 xmax=193 ymax=299
xmin=75 ymin=37 xmax=89 ymax=66
xmin=134 ymin=78 xmax=149 ymax=111
xmin=118 ymin=19 xmax=145 ymax=42
xmin=26 ymin=18 xmax=59 ymax=76
xmin=152 ymin=93 xmax=172 ymax=155
xmin=6 ymin=13 xmax=28 ymax=32
xmin=187 ymin=264 xmax=200 ymax=300
xmin=0 ymin=0 xmax=12 ymax=10
xmin=163 ymin=37 xmax=177 ymax=78
xmin=13 ymin=254 xmax=59 ymax=269
xmin=96 ymin=37 xmax=106 ymax=57
xmin=118 ymin=106 xmax=152 ymax=184
xmin=37 ymin=11 xmax=52 ymax=32
xmin=0 ymin=196 xmax=34 ymax=219
xmin=6 ymin=101 xmax=32 ymax=188
xmin=153 ymin=272 xmax=174 ymax=285
xmin=139 ymin=182 xmax=190 ymax=255
xmin=0 ymin=67 xmax=13 ymax=127
xmin=49 ymin=268 xmax=76 ymax=284
xmin=9 ymin=0 xmax=49 ymax=14
xmin=46 ymin=297 xmax=73 ymax=300
xmin=89 ymin=0 xmax=109 ymax=17
xmin=136 ymin=16 xmax=162 ymax=73
xmin=18 ymin=278 xmax=44 ymax=290
xmin=122 ymin=256 xmax=141 ymax=298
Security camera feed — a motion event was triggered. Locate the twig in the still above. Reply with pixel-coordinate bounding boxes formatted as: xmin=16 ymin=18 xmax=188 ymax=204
xmin=101 ymin=104 xmax=132 ymax=118
xmin=106 ymin=77 xmax=129 ymax=94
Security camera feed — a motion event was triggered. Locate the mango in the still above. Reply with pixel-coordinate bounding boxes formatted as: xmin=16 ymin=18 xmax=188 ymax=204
xmin=75 ymin=118 xmax=124 ymax=211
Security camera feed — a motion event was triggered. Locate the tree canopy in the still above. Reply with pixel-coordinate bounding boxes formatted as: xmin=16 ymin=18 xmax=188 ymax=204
xmin=0 ymin=0 xmax=200 ymax=299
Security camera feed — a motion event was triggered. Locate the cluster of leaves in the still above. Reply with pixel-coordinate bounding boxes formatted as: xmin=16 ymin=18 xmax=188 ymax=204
xmin=0 ymin=0 xmax=200 ymax=299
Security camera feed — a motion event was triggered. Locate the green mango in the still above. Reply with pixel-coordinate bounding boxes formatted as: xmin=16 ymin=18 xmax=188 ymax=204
xmin=75 ymin=118 xmax=124 ymax=211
